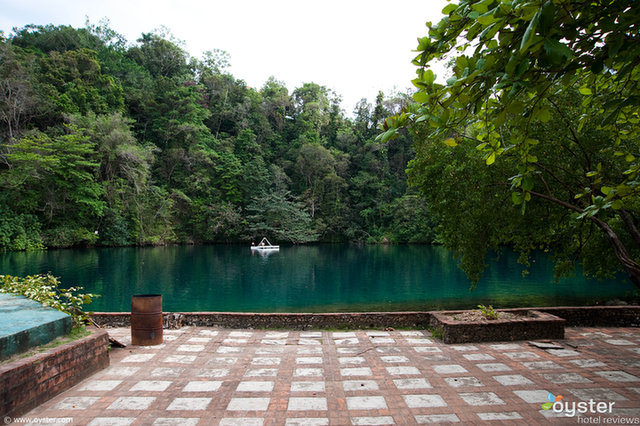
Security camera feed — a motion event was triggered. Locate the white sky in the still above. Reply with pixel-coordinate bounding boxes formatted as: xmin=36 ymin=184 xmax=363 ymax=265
xmin=0 ymin=0 xmax=450 ymax=114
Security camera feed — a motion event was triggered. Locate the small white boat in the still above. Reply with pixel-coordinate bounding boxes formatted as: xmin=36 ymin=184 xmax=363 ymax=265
xmin=251 ymin=237 xmax=279 ymax=252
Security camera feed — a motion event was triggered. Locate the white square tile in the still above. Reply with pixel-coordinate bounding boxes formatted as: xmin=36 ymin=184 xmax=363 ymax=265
xmin=450 ymin=345 xmax=478 ymax=351
xmin=503 ymin=351 xmax=540 ymax=360
xmin=219 ymin=418 xmax=263 ymax=426
xmin=178 ymin=344 xmax=205 ymax=352
xmin=79 ymin=380 xmax=122 ymax=391
xmin=87 ymin=418 xmax=135 ymax=426
xmin=476 ymin=363 xmax=512 ymax=372
xmin=513 ymin=390 xmax=550 ymax=403
xmin=197 ymin=368 xmax=229 ymax=378
xmin=433 ymin=364 xmax=467 ymax=374
xmin=217 ymin=346 xmax=243 ymax=353
xmin=459 ymin=392 xmax=505 ymax=406
xmin=207 ymin=357 xmax=238 ymax=365
xmin=569 ymin=358 xmax=607 ymax=368
xmin=153 ymin=418 xmax=200 ymax=426
xmin=333 ymin=332 xmax=356 ymax=338
xmin=245 ymin=368 xmax=279 ymax=377
xmin=414 ymin=347 xmax=441 ymax=353
xmin=291 ymin=381 xmax=326 ymax=392
xmin=463 ymin=353 xmax=494 ymax=361
xmin=335 ymin=338 xmax=359 ymax=345
xmin=366 ymin=331 xmax=390 ymax=337
xmin=406 ymin=338 xmax=433 ymax=345
xmin=477 ymin=412 xmax=523 ymax=421
xmin=227 ymin=397 xmax=271 ymax=411
xmin=296 ymin=357 xmax=323 ymax=364
xmin=520 ymin=361 xmax=562 ymax=370
xmin=265 ymin=331 xmax=289 ymax=338
xmin=237 ymin=381 xmax=275 ymax=392
xmin=108 ymin=396 xmax=155 ymax=410
xmin=151 ymin=367 xmax=184 ymax=377
xmin=542 ymin=373 xmax=592 ymax=384
xmin=229 ymin=331 xmax=253 ymax=337
xmin=385 ymin=366 xmax=421 ymax=375
xmin=262 ymin=339 xmax=287 ymax=345
xmin=341 ymin=367 xmax=373 ymax=377
xmin=568 ymin=387 xmax=628 ymax=401
xmin=163 ymin=355 xmax=196 ymax=364
xmin=300 ymin=332 xmax=322 ymax=338
xmin=252 ymin=357 xmax=282 ymax=365
xmin=183 ymin=381 xmax=222 ymax=392
xmin=224 ymin=338 xmax=249 ymax=344
xmin=444 ymin=377 xmax=483 ymax=388
xmin=346 ymin=396 xmax=388 ymax=410
xmin=285 ymin=419 xmax=328 ymax=426
xmin=605 ymin=339 xmax=635 ymax=345
xmin=492 ymin=375 xmax=534 ymax=386
xmin=54 ymin=397 xmax=100 ymax=410
xmin=257 ymin=347 xmax=285 ymax=354
xmin=393 ymin=378 xmax=432 ymax=389
xmin=294 ymin=368 xmax=324 ymax=377
xmin=198 ymin=330 xmax=219 ymax=336
xmin=343 ymin=380 xmax=379 ymax=391
xmin=130 ymin=380 xmax=172 ymax=392
xmin=400 ymin=331 xmax=423 ymax=336
xmin=339 ymin=357 xmax=366 ymax=365
xmin=546 ymin=349 xmax=580 ymax=357
xmin=337 ymin=348 xmax=360 ymax=354
xmin=167 ymin=397 xmax=212 ymax=410
xmin=369 ymin=337 xmax=395 ymax=344
xmin=381 ymin=356 xmax=409 ymax=363
xmin=288 ymin=397 xmax=328 ymax=411
xmin=414 ymin=414 xmax=460 ymax=424
xmin=188 ymin=337 xmax=211 ymax=343
xmin=101 ymin=366 xmax=140 ymax=377
xmin=351 ymin=416 xmax=394 ymax=425
xmin=403 ymin=394 xmax=447 ymax=408
xmin=489 ymin=344 xmax=522 ymax=350
xmin=121 ymin=353 xmax=156 ymax=363
xmin=595 ymin=371 xmax=640 ymax=382
xmin=298 ymin=338 xmax=322 ymax=346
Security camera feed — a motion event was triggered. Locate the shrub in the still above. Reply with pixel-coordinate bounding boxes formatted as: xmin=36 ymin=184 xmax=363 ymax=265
xmin=0 ymin=274 xmax=98 ymax=326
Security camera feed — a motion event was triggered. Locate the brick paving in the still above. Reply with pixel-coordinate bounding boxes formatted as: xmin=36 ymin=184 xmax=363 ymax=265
xmin=17 ymin=327 xmax=640 ymax=425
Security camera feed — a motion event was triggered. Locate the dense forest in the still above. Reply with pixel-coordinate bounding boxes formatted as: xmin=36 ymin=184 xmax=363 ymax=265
xmin=0 ymin=22 xmax=435 ymax=250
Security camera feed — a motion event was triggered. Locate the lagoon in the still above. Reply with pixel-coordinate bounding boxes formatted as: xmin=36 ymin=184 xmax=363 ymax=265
xmin=0 ymin=245 xmax=634 ymax=312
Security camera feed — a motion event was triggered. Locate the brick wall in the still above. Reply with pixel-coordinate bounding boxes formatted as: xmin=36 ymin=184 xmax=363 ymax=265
xmin=0 ymin=328 xmax=109 ymax=418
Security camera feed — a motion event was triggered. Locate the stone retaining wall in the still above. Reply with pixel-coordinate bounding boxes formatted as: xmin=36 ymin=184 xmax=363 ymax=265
xmin=91 ymin=306 xmax=639 ymax=330
xmin=0 ymin=328 xmax=109 ymax=418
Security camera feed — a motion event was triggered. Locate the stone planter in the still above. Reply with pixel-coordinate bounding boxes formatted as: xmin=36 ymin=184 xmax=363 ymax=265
xmin=430 ymin=309 xmax=565 ymax=344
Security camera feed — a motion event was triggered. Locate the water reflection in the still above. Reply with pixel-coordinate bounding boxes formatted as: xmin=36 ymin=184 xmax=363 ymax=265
xmin=0 ymin=245 xmax=633 ymax=312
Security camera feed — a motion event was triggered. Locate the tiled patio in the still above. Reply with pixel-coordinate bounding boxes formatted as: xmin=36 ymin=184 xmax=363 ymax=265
xmin=19 ymin=327 xmax=640 ymax=425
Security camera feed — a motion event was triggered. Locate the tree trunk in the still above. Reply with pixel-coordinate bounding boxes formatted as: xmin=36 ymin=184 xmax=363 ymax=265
xmin=592 ymin=216 xmax=640 ymax=289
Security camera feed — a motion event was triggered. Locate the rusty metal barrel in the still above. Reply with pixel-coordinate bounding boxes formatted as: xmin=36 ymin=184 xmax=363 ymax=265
xmin=131 ymin=294 xmax=163 ymax=345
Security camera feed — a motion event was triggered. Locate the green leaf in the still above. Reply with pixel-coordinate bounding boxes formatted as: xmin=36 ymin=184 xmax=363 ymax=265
xmin=579 ymin=87 xmax=593 ymax=95
xmin=442 ymin=3 xmax=457 ymax=14
xmin=444 ymin=138 xmax=458 ymax=147
xmin=486 ymin=152 xmax=496 ymax=165
xmin=601 ymin=186 xmax=613 ymax=195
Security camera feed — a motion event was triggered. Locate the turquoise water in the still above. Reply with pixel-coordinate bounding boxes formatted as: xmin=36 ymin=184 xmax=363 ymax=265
xmin=0 ymin=245 xmax=634 ymax=312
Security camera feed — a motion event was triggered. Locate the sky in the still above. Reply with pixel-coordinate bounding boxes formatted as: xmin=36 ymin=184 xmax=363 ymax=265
xmin=0 ymin=0 xmax=450 ymax=114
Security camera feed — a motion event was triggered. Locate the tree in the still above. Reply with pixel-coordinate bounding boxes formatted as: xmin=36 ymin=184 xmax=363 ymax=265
xmin=382 ymin=0 xmax=640 ymax=287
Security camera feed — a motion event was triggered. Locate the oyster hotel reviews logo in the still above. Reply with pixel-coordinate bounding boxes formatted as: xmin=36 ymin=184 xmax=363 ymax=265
xmin=542 ymin=393 xmax=617 ymax=418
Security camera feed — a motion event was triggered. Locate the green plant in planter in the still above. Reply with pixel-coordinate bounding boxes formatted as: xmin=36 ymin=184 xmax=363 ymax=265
xmin=477 ymin=304 xmax=499 ymax=320
xmin=0 ymin=274 xmax=98 ymax=327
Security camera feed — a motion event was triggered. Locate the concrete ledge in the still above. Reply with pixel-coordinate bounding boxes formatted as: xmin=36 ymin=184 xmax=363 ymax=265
xmin=0 ymin=294 xmax=72 ymax=360
xmin=538 ymin=306 xmax=640 ymax=327
xmin=0 ymin=327 xmax=109 ymax=418
xmin=430 ymin=309 xmax=565 ymax=344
